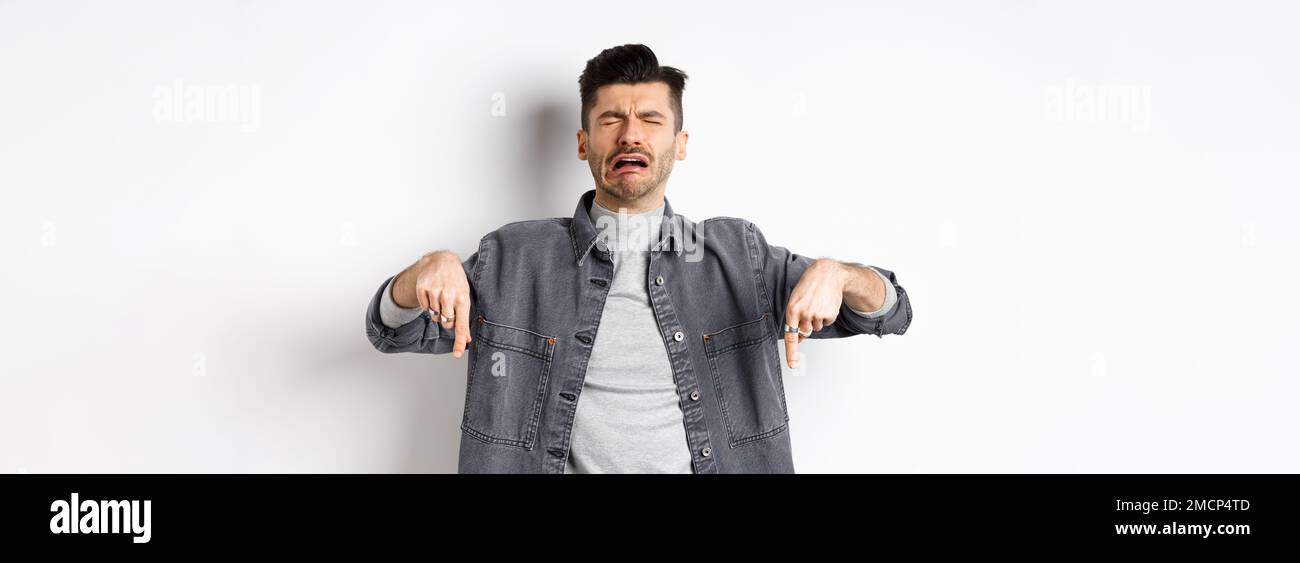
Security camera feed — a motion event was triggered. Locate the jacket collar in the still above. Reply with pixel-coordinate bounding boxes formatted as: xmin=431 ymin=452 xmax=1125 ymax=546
xmin=569 ymin=189 xmax=684 ymax=264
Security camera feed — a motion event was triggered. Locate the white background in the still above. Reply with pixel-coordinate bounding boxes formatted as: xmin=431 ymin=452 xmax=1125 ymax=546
xmin=2 ymin=0 xmax=1297 ymax=473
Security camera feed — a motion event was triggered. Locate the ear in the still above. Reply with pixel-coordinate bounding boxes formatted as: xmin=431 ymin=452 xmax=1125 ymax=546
xmin=577 ymin=129 xmax=588 ymax=160
xmin=675 ymin=129 xmax=689 ymax=160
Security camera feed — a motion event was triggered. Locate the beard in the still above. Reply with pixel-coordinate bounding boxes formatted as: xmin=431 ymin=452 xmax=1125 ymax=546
xmin=588 ymin=142 xmax=676 ymax=203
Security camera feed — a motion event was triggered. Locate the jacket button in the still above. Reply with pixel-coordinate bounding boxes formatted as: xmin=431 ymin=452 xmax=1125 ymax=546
xmin=690 ymin=390 xmax=700 ymax=401
xmin=672 ymin=331 xmax=684 ymax=342
xmin=655 ymin=275 xmax=665 ymax=286
xmin=701 ymin=447 xmax=712 ymax=457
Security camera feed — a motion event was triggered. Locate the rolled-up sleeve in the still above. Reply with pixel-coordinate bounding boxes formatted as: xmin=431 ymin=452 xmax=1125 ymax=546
xmin=365 ymin=275 xmax=438 ymax=353
xmin=834 ymin=264 xmax=912 ymax=337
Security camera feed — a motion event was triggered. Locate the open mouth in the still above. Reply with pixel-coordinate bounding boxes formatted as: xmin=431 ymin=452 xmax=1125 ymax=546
xmin=611 ymin=154 xmax=649 ymax=175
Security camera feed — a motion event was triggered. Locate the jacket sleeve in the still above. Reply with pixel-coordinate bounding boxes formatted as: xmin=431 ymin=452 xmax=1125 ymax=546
xmin=746 ymin=221 xmax=912 ymax=339
xmin=364 ymin=244 xmax=481 ymax=354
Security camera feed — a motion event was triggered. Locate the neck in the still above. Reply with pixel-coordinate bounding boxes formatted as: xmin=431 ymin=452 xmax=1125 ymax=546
xmin=594 ymin=184 xmax=666 ymax=214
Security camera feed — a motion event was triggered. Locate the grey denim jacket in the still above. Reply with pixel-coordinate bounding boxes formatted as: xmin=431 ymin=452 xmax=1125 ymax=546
xmin=365 ymin=189 xmax=912 ymax=473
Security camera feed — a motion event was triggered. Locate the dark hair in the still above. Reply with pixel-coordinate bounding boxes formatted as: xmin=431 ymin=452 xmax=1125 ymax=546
xmin=579 ymin=44 xmax=689 ymax=133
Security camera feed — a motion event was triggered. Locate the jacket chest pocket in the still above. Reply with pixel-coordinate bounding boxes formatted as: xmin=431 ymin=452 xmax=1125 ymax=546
xmin=702 ymin=313 xmax=790 ymax=447
xmin=461 ymin=315 xmax=557 ymax=449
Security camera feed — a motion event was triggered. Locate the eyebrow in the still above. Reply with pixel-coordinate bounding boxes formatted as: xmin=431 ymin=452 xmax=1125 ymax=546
xmin=597 ymin=109 xmax=668 ymax=122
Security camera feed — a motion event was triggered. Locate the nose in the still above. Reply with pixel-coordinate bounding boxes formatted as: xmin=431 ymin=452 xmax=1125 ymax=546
xmin=618 ymin=118 xmax=646 ymax=148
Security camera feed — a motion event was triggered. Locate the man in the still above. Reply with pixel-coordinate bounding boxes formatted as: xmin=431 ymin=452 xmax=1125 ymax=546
xmin=365 ymin=44 xmax=912 ymax=474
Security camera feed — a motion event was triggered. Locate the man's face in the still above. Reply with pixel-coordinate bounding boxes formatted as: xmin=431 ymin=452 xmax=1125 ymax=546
xmin=578 ymin=81 xmax=688 ymax=203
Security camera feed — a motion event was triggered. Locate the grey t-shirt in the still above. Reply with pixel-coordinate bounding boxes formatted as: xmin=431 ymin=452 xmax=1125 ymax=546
xmin=564 ymin=200 xmax=693 ymax=473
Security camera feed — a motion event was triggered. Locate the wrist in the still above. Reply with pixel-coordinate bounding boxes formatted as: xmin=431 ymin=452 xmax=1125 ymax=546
xmin=839 ymin=261 xmax=884 ymax=311
xmin=814 ymin=258 xmax=853 ymax=289
xmin=391 ymin=268 xmax=419 ymax=309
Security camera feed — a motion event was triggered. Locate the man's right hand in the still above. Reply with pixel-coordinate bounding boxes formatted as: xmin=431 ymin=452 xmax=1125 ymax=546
xmin=392 ymin=250 xmax=473 ymax=358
